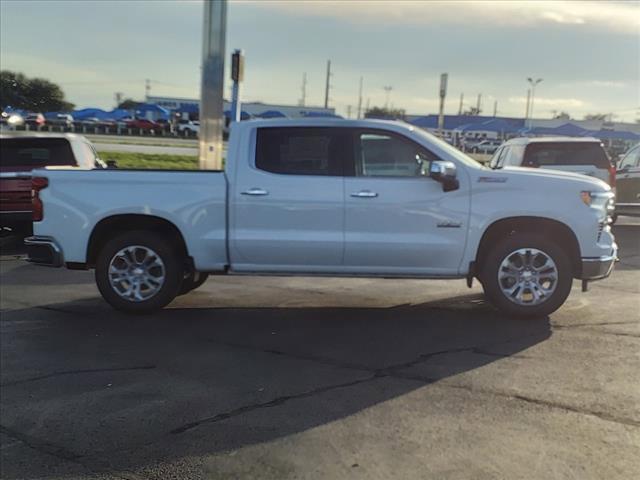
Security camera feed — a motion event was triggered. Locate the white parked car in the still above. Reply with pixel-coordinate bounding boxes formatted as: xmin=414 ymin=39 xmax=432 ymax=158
xmin=489 ymin=137 xmax=615 ymax=186
xmin=177 ymin=119 xmax=199 ymax=136
xmin=468 ymin=139 xmax=502 ymax=154
xmin=25 ymin=119 xmax=616 ymax=317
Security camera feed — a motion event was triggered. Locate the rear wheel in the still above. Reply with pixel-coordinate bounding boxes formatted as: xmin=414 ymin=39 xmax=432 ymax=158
xmin=95 ymin=231 xmax=183 ymax=313
xmin=480 ymin=233 xmax=573 ymax=317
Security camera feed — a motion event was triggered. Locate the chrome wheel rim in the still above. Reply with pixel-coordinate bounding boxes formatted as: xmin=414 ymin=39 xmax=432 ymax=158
xmin=108 ymin=245 xmax=165 ymax=302
xmin=498 ymin=248 xmax=558 ymax=306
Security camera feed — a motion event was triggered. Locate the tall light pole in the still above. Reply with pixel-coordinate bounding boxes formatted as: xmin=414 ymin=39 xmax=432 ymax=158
xmin=527 ymin=77 xmax=543 ymax=129
xmin=199 ymin=0 xmax=226 ymax=170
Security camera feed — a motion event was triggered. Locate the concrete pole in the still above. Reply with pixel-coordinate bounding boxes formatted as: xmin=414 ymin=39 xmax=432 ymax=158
xmin=525 ymin=88 xmax=531 ymax=124
xmin=357 ymin=76 xmax=363 ymax=119
xmin=199 ymin=0 xmax=226 ymax=170
xmin=458 ymin=93 xmax=463 ymax=115
xmin=324 ymin=60 xmax=331 ymax=108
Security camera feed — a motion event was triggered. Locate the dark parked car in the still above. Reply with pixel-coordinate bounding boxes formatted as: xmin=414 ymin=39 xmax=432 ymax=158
xmin=614 ymin=144 xmax=640 ymax=221
xmin=24 ymin=113 xmax=45 ymax=128
xmin=126 ymin=118 xmax=162 ymax=131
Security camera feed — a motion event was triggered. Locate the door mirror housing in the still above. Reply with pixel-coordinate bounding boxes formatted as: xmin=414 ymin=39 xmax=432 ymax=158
xmin=429 ymin=160 xmax=459 ymax=192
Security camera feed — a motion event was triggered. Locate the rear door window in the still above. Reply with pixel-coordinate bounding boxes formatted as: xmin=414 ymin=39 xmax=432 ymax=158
xmin=0 ymin=138 xmax=76 ymax=168
xmin=523 ymin=142 xmax=611 ymax=169
xmin=255 ymin=127 xmax=350 ymax=176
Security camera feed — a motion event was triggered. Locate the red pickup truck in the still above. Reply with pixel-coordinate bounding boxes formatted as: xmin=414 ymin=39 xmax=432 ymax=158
xmin=0 ymin=134 xmax=106 ymax=233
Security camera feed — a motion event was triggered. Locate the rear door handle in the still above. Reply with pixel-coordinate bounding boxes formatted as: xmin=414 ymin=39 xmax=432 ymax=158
xmin=350 ymin=190 xmax=378 ymax=198
xmin=241 ymin=188 xmax=269 ymax=196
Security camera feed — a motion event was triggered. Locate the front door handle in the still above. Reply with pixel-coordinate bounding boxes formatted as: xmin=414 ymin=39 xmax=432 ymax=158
xmin=241 ymin=188 xmax=269 ymax=196
xmin=351 ymin=190 xmax=378 ymax=198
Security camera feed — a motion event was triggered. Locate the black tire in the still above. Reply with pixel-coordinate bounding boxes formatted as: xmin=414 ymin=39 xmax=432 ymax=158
xmin=95 ymin=230 xmax=183 ymax=314
xmin=178 ymin=271 xmax=209 ymax=296
xmin=480 ymin=233 xmax=573 ymax=318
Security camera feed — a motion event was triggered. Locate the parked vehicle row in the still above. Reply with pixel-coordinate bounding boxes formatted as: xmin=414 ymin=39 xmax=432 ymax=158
xmin=25 ymin=119 xmax=617 ymax=318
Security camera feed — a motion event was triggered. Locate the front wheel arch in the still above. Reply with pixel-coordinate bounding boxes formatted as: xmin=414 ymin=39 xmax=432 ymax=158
xmin=475 ymin=217 xmax=582 ymax=279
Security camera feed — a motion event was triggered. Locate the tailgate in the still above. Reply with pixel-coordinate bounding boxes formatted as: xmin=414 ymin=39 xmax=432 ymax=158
xmin=0 ymin=172 xmax=32 ymax=211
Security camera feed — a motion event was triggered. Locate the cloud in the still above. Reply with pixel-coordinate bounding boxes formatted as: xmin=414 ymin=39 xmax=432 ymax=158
xmin=508 ymin=96 xmax=587 ymax=108
xmin=244 ymin=0 xmax=640 ymax=35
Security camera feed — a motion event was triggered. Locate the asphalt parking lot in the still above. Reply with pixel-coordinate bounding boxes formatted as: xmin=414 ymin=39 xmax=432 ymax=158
xmin=1 ymin=220 xmax=639 ymax=479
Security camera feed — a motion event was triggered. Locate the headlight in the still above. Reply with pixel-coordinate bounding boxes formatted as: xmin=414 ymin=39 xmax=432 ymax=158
xmin=581 ymin=191 xmax=613 ymax=208
xmin=581 ymin=191 xmax=615 ymax=223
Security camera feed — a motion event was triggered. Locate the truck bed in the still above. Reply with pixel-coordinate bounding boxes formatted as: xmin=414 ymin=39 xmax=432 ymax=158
xmin=33 ymin=168 xmax=229 ymax=271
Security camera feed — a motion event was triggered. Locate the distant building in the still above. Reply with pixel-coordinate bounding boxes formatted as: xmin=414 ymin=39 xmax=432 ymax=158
xmin=146 ymin=96 xmax=336 ymax=120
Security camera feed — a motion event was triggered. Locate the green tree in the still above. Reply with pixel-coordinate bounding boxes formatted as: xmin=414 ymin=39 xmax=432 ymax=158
xmin=584 ymin=113 xmax=609 ymax=121
xmin=117 ymin=98 xmax=141 ymax=110
xmin=0 ymin=70 xmax=74 ymax=112
xmin=365 ymin=106 xmax=406 ymax=120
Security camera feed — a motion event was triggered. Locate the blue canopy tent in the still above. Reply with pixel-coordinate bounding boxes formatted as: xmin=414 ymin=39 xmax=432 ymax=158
xmin=134 ymin=104 xmax=170 ymax=121
xmin=520 ymin=122 xmax=592 ymax=137
xmin=256 ymin=110 xmax=287 ymax=119
xmin=456 ymin=118 xmax=523 ymax=136
xmin=224 ymin=110 xmax=253 ymax=120
xmin=302 ymin=111 xmax=342 ymax=118
xmin=589 ymin=129 xmax=640 ymax=141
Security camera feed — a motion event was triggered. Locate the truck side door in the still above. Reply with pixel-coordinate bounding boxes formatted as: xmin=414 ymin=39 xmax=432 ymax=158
xmin=230 ymin=127 xmax=349 ymax=272
xmin=343 ymin=129 xmax=469 ymax=276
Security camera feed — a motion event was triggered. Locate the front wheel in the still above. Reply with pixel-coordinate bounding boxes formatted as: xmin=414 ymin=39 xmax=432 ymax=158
xmin=95 ymin=231 xmax=183 ymax=313
xmin=480 ymin=234 xmax=573 ymax=317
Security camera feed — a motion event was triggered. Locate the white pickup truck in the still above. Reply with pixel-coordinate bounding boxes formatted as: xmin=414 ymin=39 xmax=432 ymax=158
xmin=25 ymin=119 xmax=616 ymax=317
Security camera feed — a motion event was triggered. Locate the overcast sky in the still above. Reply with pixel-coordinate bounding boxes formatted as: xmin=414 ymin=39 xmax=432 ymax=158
xmin=1 ymin=0 xmax=638 ymax=121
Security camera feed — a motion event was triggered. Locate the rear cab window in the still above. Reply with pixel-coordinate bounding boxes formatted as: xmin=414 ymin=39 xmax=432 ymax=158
xmin=523 ymin=142 xmax=611 ymax=169
xmin=0 ymin=138 xmax=76 ymax=169
xmin=255 ymin=127 xmax=350 ymax=176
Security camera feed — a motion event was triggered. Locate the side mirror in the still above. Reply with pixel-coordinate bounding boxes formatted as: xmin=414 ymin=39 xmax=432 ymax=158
xmin=106 ymin=159 xmax=118 ymax=169
xmin=429 ymin=160 xmax=459 ymax=192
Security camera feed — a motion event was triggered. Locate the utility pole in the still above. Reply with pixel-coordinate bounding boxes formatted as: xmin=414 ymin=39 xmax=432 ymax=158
xmin=458 ymin=93 xmax=464 ymax=115
xmin=347 ymin=105 xmax=352 ymax=118
xmin=383 ymin=85 xmax=393 ymax=110
xmin=437 ymin=73 xmax=448 ymax=137
xmin=299 ymin=72 xmax=307 ymax=107
xmin=199 ymin=0 xmax=226 ymax=170
xmin=493 ymin=100 xmax=497 ymax=117
xmin=476 ymin=93 xmax=482 ymax=115
xmin=365 ymin=97 xmax=370 ymax=116
xmin=145 ymin=79 xmax=151 ymax=101
xmin=324 ymin=60 xmax=332 ymax=108
xmin=525 ymin=88 xmax=531 ymax=121
xmin=357 ymin=76 xmax=363 ymax=119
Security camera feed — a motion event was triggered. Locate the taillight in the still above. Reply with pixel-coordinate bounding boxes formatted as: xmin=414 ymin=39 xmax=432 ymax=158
xmin=608 ymin=163 xmax=616 ymax=188
xmin=32 ymin=177 xmax=48 ymax=222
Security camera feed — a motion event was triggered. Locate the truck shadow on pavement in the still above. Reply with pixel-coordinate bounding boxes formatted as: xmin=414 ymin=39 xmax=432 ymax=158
xmin=0 ymin=294 xmax=551 ymax=479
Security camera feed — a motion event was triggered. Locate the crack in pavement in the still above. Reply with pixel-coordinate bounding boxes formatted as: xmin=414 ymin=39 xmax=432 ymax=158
xmin=169 ymin=339 xmax=537 ymax=436
xmin=169 ymin=375 xmax=380 ymax=435
xmin=0 ymin=425 xmax=148 ymax=480
xmin=388 ymin=373 xmax=640 ymax=429
xmin=1 ymin=365 xmax=156 ymax=387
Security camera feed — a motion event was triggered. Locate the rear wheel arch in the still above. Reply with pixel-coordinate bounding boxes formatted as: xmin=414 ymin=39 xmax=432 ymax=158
xmin=86 ymin=214 xmax=188 ymax=268
xmin=475 ymin=217 xmax=582 ymax=278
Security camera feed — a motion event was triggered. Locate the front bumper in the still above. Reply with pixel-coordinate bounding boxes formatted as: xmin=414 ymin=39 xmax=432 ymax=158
xmin=580 ymin=246 xmax=617 ymax=281
xmin=24 ymin=236 xmax=63 ymax=267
